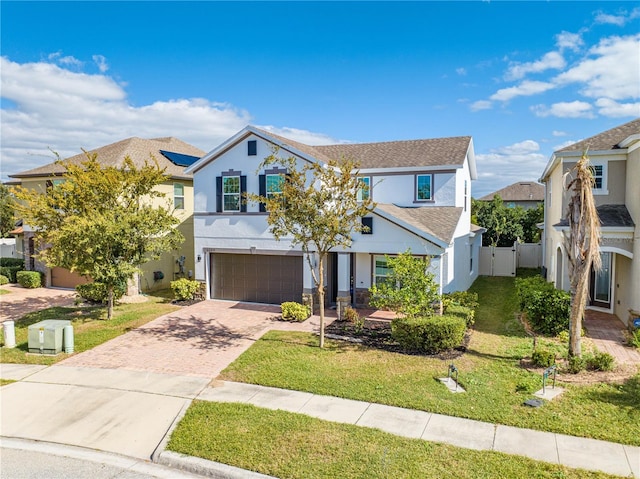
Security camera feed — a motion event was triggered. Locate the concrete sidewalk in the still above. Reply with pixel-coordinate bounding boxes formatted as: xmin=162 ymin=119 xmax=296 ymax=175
xmin=198 ymin=381 xmax=640 ymax=478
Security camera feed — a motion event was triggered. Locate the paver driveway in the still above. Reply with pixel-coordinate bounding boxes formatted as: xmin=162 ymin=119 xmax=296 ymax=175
xmin=60 ymin=299 xmax=335 ymax=378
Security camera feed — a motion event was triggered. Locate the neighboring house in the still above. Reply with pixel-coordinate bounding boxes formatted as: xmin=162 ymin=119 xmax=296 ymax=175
xmin=539 ymin=118 xmax=640 ymax=326
xmin=185 ymin=126 xmax=483 ymax=310
xmin=478 ymin=181 xmax=544 ymax=209
xmin=10 ymin=137 xmax=205 ymax=292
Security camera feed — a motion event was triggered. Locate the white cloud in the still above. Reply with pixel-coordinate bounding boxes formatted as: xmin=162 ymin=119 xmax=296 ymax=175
xmin=0 ymin=56 xmax=343 ymax=181
xmin=456 ymin=67 xmax=467 ymax=76
xmin=552 ymin=130 xmax=568 ymax=137
xmin=553 ymin=139 xmax=581 ymax=151
xmin=48 ymin=52 xmax=84 ymax=68
xmin=490 ymin=80 xmax=555 ymax=102
xmin=92 ymin=55 xmax=109 ymax=73
xmin=555 ymin=31 xmax=584 ymax=52
xmin=474 ymin=139 xmax=547 ymax=196
xmin=505 ymin=51 xmax=566 ymax=81
xmin=594 ymin=8 xmax=640 ymax=26
xmin=531 ymin=101 xmax=595 ymax=118
xmin=470 ymin=100 xmax=492 ymax=111
xmin=257 ymin=125 xmax=347 ymax=146
xmin=554 ymin=34 xmax=640 ymax=101
xmin=595 ymin=98 xmax=640 ymax=117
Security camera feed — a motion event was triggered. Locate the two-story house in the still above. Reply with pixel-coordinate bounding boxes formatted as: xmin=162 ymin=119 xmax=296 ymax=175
xmin=539 ymin=118 xmax=639 ymax=326
xmin=478 ymin=181 xmax=544 ymax=210
xmin=10 ymin=137 xmax=205 ymax=293
xmin=185 ymin=126 xmax=482 ymax=310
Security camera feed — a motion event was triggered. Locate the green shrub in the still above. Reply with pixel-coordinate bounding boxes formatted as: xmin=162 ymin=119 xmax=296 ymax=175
xmin=515 ymin=275 xmax=569 ymax=336
xmin=566 ymin=355 xmax=586 ymax=374
xmin=76 ymin=282 xmax=126 ymax=303
xmin=0 ymin=258 xmax=24 ymax=267
xmin=445 ymin=304 xmax=475 ymax=327
xmin=391 ymin=315 xmax=466 ymax=354
xmin=16 ymin=270 xmax=42 ymax=288
xmin=0 ymin=265 xmax=22 ymax=283
xmin=170 ymin=278 xmax=200 ymax=301
xmin=586 ymin=352 xmax=615 ymax=372
xmin=442 ymin=291 xmax=479 ymax=311
xmin=0 ymin=274 xmax=8 ymax=285
xmin=281 ymin=302 xmax=311 ymax=322
xmin=626 ymin=328 xmax=640 ymax=349
xmin=531 ymin=348 xmax=556 ymax=368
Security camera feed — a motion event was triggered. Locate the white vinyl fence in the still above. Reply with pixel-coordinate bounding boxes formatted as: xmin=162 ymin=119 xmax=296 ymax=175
xmin=479 ymin=242 xmax=542 ymax=277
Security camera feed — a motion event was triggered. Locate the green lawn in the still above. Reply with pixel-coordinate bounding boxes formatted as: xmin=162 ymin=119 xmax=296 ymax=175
xmin=219 ymin=275 xmax=640 ymax=446
xmin=167 ymin=401 xmax=619 ymax=479
xmin=0 ymin=295 xmax=179 ymax=365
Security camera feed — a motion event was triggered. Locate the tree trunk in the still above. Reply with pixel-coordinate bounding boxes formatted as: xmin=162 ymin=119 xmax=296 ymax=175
xmin=318 ymin=256 xmax=325 ymax=348
xmin=107 ymin=285 xmax=114 ymax=320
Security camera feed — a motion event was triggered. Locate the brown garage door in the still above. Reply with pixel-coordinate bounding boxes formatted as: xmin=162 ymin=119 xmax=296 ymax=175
xmin=51 ymin=267 xmax=92 ymax=289
xmin=211 ymin=253 xmax=303 ymax=304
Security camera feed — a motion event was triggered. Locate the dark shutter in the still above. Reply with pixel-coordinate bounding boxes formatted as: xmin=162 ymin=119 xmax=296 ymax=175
xmin=248 ymin=140 xmax=257 ymax=156
xmin=240 ymin=175 xmax=247 ymax=212
xmin=216 ymin=176 xmax=222 ymax=213
xmin=361 ymin=217 xmax=373 ymax=234
xmin=258 ymin=174 xmax=266 ymax=212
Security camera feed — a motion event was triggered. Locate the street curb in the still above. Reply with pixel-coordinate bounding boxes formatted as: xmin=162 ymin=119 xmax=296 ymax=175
xmin=151 ymin=399 xmax=193 ymax=463
xmin=157 ymin=451 xmax=277 ymax=479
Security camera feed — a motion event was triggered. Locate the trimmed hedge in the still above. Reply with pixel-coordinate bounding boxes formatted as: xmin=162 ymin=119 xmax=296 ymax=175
xmin=16 ymin=270 xmax=42 ymax=288
xmin=391 ymin=315 xmax=466 ymax=353
xmin=281 ymin=302 xmax=311 ymax=322
xmin=0 ymin=265 xmax=22 ymax=283
xmin=0 ymin=258 xmax=24 ymax=267
xmin=445 ymin=304 xmax=475 ymax=328
xmin=515 ymin=275 xmax=570 ymax=336
xmin=0 ymin=274 xmax=8 ymax=285
xmin=76 ymin=282 xmax=126 ymax=303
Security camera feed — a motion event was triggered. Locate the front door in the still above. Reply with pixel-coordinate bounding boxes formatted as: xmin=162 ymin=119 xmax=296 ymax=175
xmin=589 ymin=252 xmax=612 ymax=309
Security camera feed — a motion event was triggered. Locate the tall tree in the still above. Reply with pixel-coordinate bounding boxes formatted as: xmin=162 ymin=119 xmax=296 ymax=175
xmin=14 ymin=153 xmax=183 ymax=319
xmin=0 ymin=184 xmax=16 ymax=238
xmin=472 ymin=196 xmax=524 ymax=247
xmin=248 ymin=152 xmax=375 ymax=348
xmin=564 ymin=150 xmax=601 ymax=358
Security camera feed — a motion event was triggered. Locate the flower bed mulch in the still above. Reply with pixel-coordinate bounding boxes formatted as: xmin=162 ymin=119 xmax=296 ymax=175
xmin=325 ymin=318 xmax=469 ymax=359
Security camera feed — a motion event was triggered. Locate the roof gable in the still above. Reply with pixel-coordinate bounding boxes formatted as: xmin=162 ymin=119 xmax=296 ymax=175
xmin=558 ymin=118 xmax=640 ymax=153
xmin=479 ymin=181 xmax=544 ymax=202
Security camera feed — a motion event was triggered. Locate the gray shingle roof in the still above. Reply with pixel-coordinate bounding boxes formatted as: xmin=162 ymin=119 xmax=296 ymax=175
xmin=375 ymin=204 xmax=463 ymax=244
xmin=557 ymin=118 xmax=640 ymax=153
xmin=253 ymin=127 xmax=471 ymax=169
xmin=10 ymin=137 xmax=205 ymax=180
xmin=479 ymin=181 xmax=544 ymax=202
xmin=554 ymin=204 xmax=635 ymax=228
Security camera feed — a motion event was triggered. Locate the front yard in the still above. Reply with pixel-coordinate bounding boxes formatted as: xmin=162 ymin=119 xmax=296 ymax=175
xmin=217 ymin=274 xmax=639 ymax=446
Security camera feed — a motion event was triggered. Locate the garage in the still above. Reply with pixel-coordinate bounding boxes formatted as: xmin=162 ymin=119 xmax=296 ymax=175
xmin=51 ymin=267 xmax=92 ymax=289
xmin=211 ymin=253 xmax=303 ymax=304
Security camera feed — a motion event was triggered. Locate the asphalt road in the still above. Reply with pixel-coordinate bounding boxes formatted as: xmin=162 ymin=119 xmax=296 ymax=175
xmin=0 ymin=440 xmax=205 ymax=479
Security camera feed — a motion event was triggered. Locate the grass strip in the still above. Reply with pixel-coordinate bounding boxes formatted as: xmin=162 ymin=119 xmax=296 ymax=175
xmin=168 ymin=401 xmax=620 ymax=479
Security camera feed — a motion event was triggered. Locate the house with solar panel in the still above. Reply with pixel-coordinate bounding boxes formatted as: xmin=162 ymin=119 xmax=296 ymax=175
xmin=539 ymin=118 xmax=639 ymax=326
xmin=185 ymin=126 xmax=483 ymax=310
xmin=9 ymin=137 xmax=204 ymax=292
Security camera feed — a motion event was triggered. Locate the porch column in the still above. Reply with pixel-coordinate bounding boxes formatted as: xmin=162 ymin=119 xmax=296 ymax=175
xmin=336 ymin=252 xmax=351 ymax=319
xmin=302 ymin=253 xmax=318 ymax=314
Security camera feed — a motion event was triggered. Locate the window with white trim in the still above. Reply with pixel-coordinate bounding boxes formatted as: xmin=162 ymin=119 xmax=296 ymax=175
xmin=357 ymin=176 xmax=371 ymax=201
xmin=589 ymin=163 xmax=606 ymax=191
xmin=415 ymin=174 xmax=433 ymax=201
xmin=174 ymin=183 xmax=185 ymax=210
xmin=223 ymin=176 xmax=241 ymax=212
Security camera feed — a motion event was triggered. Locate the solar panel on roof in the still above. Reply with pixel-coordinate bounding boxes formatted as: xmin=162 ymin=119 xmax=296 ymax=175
xmin=159 ymin=150 xmax=201 ymax=167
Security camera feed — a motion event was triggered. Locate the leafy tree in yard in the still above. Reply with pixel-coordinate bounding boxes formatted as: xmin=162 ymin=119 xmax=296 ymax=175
xmin=247 ymin=152 xmax=375 ymax=348
xmin=14 ymin=153 xmax=183 ymax=319
xmin=564 ymin=151 xmax=601 ymax=358
xmin=472 ymin=196 xmax=536 ymax=246
xmin=0 ymin=184 xmax=16 ymax=238
xmin=369 ymin=249 xmax=440 ymax=318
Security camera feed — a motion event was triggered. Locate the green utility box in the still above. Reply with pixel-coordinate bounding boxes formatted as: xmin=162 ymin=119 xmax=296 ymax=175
xmin=28 ymin=320 xmax=71 ymax=354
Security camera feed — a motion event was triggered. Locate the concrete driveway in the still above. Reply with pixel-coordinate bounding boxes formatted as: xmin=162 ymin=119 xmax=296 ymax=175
xmin=0 ymin=284 xmax=76 ymax=323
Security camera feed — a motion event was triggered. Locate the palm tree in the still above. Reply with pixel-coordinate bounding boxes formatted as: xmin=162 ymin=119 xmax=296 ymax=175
xmin=563 ymin=150 xmax=601 ymax=358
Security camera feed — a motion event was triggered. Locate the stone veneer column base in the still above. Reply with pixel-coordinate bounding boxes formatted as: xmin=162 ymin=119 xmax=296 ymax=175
xmin=336 ymin=296 xmax=352 ymax=320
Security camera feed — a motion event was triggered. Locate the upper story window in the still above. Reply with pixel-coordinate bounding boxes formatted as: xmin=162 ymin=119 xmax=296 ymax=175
xmin=589 ymin=163 xmax=606 ymax=192
xmin=216 ymin=170 xmax=246 ymax=213
xmin=415 ymin=174 xmax=433 ymax=201
xmin=266 ymin=173 xmax=284 ymax=201
xmin=174 ymin=183 xmax=185 ymax=210
xmin=357 ymin=176 xmax=371 ymax=201
xmin=223 ymin=176 xmax=241 ymax=212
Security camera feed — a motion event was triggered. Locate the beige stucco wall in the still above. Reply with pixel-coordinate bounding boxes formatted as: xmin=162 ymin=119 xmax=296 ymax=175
xmin=621 ymin=144 xmax=640 ymax=322
xmin=543 ymin=161 xmax=568 ymax=289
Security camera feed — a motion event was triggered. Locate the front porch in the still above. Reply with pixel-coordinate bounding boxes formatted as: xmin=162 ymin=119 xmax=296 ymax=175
xmin=584 ymin=310 xmax=640 ymax=365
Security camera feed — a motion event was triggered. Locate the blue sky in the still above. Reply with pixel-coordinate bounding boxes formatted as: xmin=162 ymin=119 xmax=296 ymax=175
xmin=1 ymin=1 xmax=639 ymax=196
